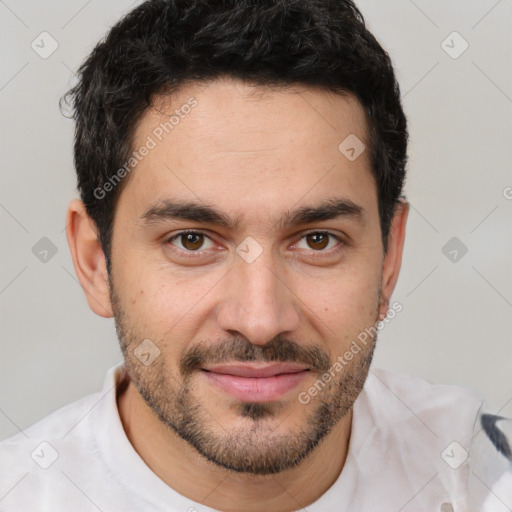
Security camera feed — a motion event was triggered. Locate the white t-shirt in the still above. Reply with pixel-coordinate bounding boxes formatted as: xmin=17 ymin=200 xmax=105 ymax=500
xmin=1 ymin=364 xmax=510 ymax=512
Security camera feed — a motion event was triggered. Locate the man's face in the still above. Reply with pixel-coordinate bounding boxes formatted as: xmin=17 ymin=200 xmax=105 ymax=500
xmin=109 ymin=78 xmax=385 ymax=475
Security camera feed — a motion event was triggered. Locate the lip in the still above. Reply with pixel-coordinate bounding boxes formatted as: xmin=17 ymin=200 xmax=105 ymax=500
xmin=202 ymin=363 xmax=310 ymax=378
xmin=201 ymin=363 xmax=310 ymax=402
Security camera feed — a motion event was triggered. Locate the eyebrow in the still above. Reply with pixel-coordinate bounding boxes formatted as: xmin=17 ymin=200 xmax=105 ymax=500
xmin=140 ymin=201 xmax=239 ymax=229
xmin=278 ymin=198 xmax=364 ymax=229
xmin=139 ymin=197 xmax=365 ymax=230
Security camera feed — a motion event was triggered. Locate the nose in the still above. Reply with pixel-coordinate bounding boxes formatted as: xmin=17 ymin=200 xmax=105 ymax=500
xmin=215 ymin=250 xmax=300 ymax=346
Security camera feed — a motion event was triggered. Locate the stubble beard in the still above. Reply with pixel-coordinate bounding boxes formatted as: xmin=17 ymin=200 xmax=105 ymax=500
xmin=110 ymin=285 xmax=377 ymax=475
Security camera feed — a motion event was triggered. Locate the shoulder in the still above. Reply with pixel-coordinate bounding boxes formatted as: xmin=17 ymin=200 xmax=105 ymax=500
xmin=0 ymin=375 xmax=119 ymax=511
xmin=364 ymin=367 xmax=484 ymax=428
xmin=368 ymin=367 xmax=483 ymax=401
xmin=0 ymin=392 xmax=102 ymax=482
xmin=1 ymin=391 xmax=104 ymax=448
xmin=345 ymin=368 xmax=494 ymax=509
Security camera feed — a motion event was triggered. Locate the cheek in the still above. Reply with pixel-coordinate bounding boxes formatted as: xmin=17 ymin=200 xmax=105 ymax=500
xmin=116 ymin=265 xmax=221 ymax=342
xmin=296 ymin=262 xmax=381 ymax=335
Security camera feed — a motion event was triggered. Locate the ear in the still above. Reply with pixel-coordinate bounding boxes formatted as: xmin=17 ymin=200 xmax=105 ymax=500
xmin=378 ymin=200 xmax=409 ymax=320
xmin=65 ymin=199 xmax=114 ymax=318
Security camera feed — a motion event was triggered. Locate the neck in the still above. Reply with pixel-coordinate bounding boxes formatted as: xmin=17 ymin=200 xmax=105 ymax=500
xmin=117 ymin=379 xmax=352 ymax=512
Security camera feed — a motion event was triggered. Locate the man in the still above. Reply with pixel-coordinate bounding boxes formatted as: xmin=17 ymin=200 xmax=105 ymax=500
xmin=1 ymin=1 xmax=510 ymax=511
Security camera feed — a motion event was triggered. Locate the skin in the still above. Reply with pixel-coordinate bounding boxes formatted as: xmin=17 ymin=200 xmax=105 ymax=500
xmin=66 ymin=77 xmax=408 ymax=512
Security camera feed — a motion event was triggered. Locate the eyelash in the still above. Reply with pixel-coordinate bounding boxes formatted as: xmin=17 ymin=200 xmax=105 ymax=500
xmin=165 ymin=230 xmax=345 ymax=257
xmin=166 ymin=230 xmax=217 ymax=258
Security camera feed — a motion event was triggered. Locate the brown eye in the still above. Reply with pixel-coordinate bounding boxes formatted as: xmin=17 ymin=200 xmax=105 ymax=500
xmin=306 ymin=232 xmax=330 ymax=250
xmin=181 ymin=233 xmax=204 ymax=250
xmin=169 ymin=232 xmax=214 ymax=252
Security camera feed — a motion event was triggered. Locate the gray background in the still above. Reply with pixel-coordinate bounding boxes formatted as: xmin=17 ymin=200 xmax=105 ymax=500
xmin=1 ymin=0 xmax=511 ymax=441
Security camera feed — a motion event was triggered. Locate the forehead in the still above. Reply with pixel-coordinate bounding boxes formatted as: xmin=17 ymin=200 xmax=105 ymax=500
xmin=119 ymin=78 xmax=377 ymax=226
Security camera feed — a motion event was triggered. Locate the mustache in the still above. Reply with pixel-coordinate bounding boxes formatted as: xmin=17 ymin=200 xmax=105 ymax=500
xmin=179 ymin=334 xmax=332 ymax=378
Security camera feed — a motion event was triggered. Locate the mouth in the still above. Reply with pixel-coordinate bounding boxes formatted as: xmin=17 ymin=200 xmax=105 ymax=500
xmin=200 ymin=363 xmax=311 ymax=403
